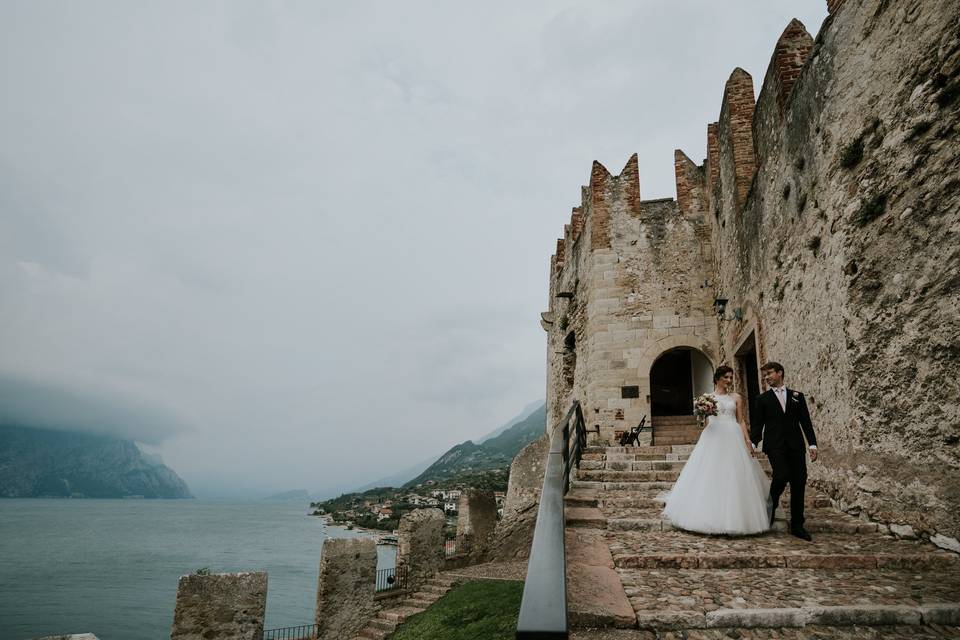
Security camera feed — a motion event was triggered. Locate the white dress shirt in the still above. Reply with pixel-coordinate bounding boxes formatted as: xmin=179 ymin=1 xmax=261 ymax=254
xmin=772 ymin=386 xmax=816 ymax=450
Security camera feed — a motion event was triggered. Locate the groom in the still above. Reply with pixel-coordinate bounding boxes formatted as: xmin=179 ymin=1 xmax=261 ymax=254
xmin=750 ymin=361 xmax=818 ymax=541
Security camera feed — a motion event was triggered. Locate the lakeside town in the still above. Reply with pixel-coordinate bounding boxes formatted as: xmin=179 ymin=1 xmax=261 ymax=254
xmin=311 ymin=485 xmax=506 ymax=535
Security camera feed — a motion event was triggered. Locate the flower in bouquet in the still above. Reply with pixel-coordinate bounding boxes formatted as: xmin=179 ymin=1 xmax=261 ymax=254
xmin=693 ymin=393 xmax=718 ymax=423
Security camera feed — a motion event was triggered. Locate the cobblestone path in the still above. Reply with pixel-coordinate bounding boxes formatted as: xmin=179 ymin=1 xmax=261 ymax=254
xmin=564 ymin=445 xmax=960 ymax=637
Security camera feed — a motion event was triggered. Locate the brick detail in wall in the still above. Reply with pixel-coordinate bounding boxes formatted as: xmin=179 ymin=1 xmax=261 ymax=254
xmin=589 ymin=160 xmax=612 ymax=250
xmin=773 ymin=19 xmax=814 ymax=111
xmin=620 ymin=153 xmax=641 ymax=216
xmin=571 ymin=207 xmax=583 ymax=243
xmin=555 ymin=238 xmax=566 ymax=271
xmin=706 ymin=122 xmax=720 ymax=199
xmin=674 ymin=149 xmax=706 ymax=217
xmin=722 ymin=68 xmax=757 ymax=210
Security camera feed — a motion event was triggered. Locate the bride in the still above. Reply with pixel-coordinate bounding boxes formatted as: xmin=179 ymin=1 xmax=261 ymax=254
xmin=662 ymin=365 xmax=771 ymax=535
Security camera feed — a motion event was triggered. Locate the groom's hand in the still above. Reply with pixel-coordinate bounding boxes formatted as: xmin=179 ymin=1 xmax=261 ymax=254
xmin=809 ymin=447 xmax=819 ymax=462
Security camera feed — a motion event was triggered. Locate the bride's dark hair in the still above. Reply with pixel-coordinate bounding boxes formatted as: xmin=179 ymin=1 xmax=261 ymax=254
xmin=713 ymin=365 xmax=734 ymax=383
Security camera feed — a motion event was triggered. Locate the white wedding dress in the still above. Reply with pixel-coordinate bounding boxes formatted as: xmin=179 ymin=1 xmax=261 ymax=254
xmin=661 ymin=394 xmax=771 ymax=535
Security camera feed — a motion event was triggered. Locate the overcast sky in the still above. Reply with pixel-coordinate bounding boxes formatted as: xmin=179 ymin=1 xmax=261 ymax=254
xmin=0 ymin=1 xmax=828 ymax=497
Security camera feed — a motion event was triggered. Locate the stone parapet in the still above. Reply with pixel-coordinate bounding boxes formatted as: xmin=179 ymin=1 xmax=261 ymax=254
xmin=170 ymin=572 xmax=267 ymax=640
xmin=314 ymin=537 xmax=377 ymax=640
xmin=397 ymin=508 xmax=445 ymax=590
xmin=456 ymin=489 xmax=498 ymax=554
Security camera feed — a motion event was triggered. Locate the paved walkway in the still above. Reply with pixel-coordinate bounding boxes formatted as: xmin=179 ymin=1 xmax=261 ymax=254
xmin=564 ymin=445 xmax=960 ymax=636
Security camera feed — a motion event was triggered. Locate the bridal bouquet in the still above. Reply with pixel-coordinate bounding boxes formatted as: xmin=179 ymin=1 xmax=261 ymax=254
xmin=693 ymin=393 xmax=718 ymax=422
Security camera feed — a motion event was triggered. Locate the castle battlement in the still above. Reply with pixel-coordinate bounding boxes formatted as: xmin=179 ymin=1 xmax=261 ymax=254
xmin=543 ymin=0 xmax=960 ymax=548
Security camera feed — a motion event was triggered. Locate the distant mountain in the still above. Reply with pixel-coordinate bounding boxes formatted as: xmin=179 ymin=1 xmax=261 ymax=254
xmin=347 ymin=400 xmax=545 ymax=493
xmin=403 ymin=403 xmax=545 ymax=488
xmin=0 ymin=425 xmax=192 ymax=499
xmin=476 ymin=399 xmax=545 ymax=444
xmin=347 ymin=452 xmax=439 ymax=494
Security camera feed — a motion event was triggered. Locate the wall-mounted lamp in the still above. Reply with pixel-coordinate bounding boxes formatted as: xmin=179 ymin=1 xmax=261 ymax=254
xmin=714 ymin=297 xmax=743 ymax=321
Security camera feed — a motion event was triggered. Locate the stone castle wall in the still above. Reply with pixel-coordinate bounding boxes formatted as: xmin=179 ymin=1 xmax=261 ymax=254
xmin=542 ymin=0 xmax=960 ymax=545
xmin=545 ymin=156 xmax=718 ymax=443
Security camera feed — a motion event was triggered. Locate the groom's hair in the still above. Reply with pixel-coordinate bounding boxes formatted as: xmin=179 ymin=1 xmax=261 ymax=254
xmin=760 ymin=361 xmax=785 ymax=375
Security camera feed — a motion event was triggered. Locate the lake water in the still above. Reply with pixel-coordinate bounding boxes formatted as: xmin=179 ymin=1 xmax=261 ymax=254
xmin=0 ymin=499 xmax=396 ymax=640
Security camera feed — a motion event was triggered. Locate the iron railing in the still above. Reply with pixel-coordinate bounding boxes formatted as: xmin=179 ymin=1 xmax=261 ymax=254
xmin=445 ymin=534 xmax=473 ymax=557
xmin=375 ymin=564 xmax=408 ymax=592
xmin=260 ymin=623 xmax=318 ymax=640
xmin=515 ymin=400 xmax=585 ymax=639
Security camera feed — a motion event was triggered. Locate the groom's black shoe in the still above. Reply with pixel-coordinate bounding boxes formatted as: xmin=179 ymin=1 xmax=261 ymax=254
xmin=790 ymin=526 xmax=813 ymax=541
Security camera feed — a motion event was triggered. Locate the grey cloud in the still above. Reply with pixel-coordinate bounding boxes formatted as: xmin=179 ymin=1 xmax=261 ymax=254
xmin=0 ymin=0 xmax=828 ymax=496
xmin=0 ymin=372 xmax=193 ymax=445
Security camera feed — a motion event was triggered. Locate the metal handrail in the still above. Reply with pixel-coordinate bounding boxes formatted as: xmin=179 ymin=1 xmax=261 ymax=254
xmin=515 ymin=400 xmax=585 ymax=639
xmin=375 ymin=564 xmax=408 ymax=592
xmin=260 ymin=623 xmax=318 ymax=640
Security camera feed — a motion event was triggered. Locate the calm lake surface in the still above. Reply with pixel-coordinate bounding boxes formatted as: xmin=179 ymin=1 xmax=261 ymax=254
xmin=0 ymin=499 xmax=396 ymax=640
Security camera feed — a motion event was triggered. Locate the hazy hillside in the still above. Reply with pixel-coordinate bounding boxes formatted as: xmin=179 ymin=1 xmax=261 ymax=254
xmin=403 ymin=403 xmax=545 ymax=488
xmin=0 ymin=425 xmax=192 ymax=499
xmin=347 ymin=400 xmax=545 ymax=494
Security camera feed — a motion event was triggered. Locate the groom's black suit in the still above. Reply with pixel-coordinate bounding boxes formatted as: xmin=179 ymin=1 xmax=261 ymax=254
xmin=750 ymin=388 xmax=817 ymax=529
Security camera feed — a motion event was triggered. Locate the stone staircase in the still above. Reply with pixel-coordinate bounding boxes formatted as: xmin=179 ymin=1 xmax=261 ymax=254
xmin=351 ymin=574 xmax=459 ymax=639
xmin=651 ymin=415 xmax=704 ymax=446
xmin=563 ymin=445 xmax=960 ymax=636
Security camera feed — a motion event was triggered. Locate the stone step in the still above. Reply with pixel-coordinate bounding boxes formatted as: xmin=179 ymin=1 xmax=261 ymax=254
xmin=420 ymin=583 xmax=447 ymax=594
xmin=576 ymin=470 xmax=682 ymax=483
xmin=571 ymin=480 xmax=676 ymax=492
xmin=566 ymin=506 xmax=607 ymax=528
xmin=368 ymin=617 xmax=398 ymax=632
xmin=595 ymin=492 xmax=831 ymax=510
xmin=608 ymin=531 xmax=958 ymax=570
xmin=377 ymin=605 xmax=424 ymax=623
xmin=357 ymin=626 xmax=390 ymax=639
xmin=618 ymin=566 xmax=960 ymax=630
xmin=402 ymin=594 xmax=438 ymax=608
xmin=586 ymin=445 xmax=695 ymax=455
xmin=428 ymin=573 xmax=458 ymax=584
xmin=650 ymin=415 xmax=701 ymax=425
xmin=565 ymin=493 xmax=600 ymax=508
xmin=652 ymin=425 xmax=703 ymax=434
xmin=569 ymin=625 xmax=960 ymax=638
xmin=653 ymin=436 xmax=702 ymax=446
xmin=594 ymin=460 xmax=688 ymax=472
xmin=606 ymin=515 xmax=882 ymax=535
xmin=602 ymin=452 xmax=691 ymax=462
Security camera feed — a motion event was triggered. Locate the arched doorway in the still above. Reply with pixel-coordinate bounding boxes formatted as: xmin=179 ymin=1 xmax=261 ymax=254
xmin=649 ymin=347 xmax=713 ymax=445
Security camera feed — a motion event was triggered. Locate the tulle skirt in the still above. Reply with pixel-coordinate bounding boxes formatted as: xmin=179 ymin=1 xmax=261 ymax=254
xmin=661 ymin=415 xmax=771 ymax=535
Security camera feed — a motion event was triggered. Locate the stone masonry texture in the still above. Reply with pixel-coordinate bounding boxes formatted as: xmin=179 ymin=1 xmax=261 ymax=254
xmin=543 ymin=0 xmax=960 ymax=550
xmin=455 ymin=489 xmax=497 ymax=547
xmin=170 ymin=572 xmax=267 ymax=640
xmin=396 ymin=508 xmax=445 ymax=591
xmin=313 ymin=537 xmax=377 ymax=640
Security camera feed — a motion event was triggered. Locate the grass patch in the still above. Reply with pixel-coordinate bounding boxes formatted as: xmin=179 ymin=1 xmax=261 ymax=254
xmin=391 ymin=580 xmax=524 ymax=640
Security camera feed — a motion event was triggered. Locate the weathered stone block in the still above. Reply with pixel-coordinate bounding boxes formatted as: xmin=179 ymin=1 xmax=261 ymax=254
xmin=314 ymin=537 xmax=377 ymax=640
xmin=170 ymin=572 xmax=267 ymax=640
xmin=397 ymin=508 xmax=445 ymax=589
xmin=456 ymin=489 xmax=498 ymax=551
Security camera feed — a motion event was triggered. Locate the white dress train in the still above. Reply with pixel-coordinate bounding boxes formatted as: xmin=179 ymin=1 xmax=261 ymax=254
xmin=661 ymin=394 xmax=771 ymax=535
